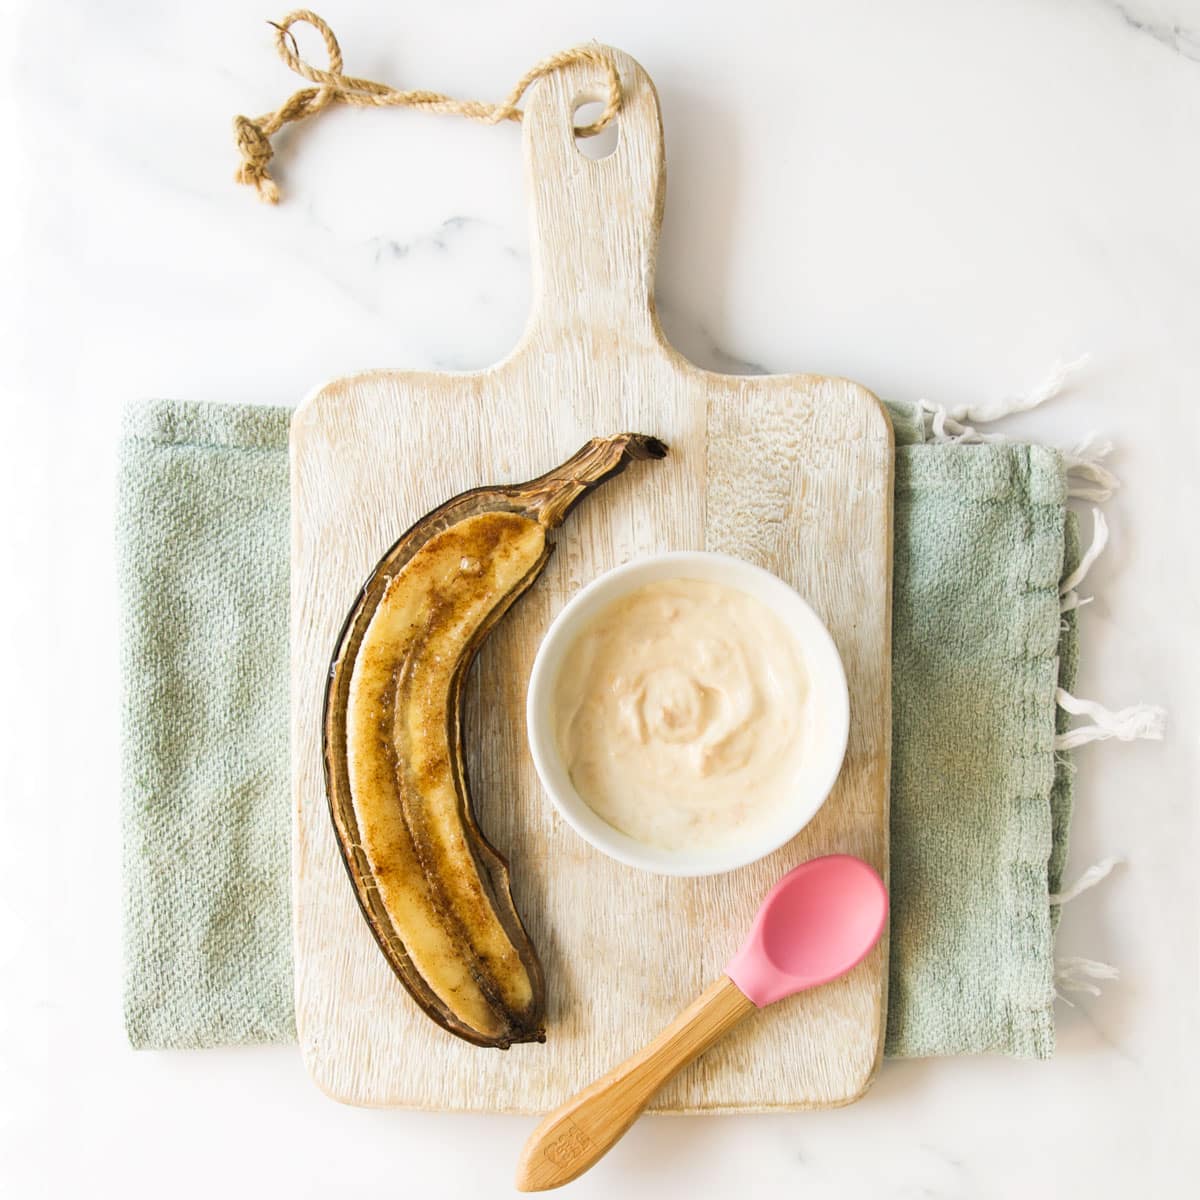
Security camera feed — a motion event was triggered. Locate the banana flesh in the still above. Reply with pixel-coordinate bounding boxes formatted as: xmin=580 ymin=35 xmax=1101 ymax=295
xmin=324 ymin=435 xmax=667 ymax=1048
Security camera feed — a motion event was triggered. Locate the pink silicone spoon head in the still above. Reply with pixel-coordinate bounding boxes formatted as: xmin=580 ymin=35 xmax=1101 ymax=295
xmin=725 ymin=854 xmax=888 ymax=1008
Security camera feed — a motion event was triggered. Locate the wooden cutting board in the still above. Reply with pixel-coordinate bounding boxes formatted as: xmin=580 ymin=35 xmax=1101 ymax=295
xmin=290 ymin=46 xmax=892 ymax=1113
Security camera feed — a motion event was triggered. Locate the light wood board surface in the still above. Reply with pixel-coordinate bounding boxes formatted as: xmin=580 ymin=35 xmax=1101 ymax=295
xmin=290 ymin=47 xmax=893 ymax=1113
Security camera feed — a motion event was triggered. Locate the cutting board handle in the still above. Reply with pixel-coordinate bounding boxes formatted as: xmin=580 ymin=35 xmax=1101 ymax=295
xmin=520 ymin=47 xmax=665 ymax=350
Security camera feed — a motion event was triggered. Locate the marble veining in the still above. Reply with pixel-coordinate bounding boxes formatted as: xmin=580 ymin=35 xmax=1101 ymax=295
xmin=1107 ymin=0 xmax=1200 ymax=60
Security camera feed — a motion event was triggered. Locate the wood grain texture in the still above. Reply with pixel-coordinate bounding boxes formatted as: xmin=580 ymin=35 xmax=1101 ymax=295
xmin=290 ymin=47 xmax=893 ymax=1113
xmin=516 ymin=977 xmax=758 ymax=1190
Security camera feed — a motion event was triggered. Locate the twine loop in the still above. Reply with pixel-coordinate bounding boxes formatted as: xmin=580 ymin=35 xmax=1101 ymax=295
xmin=232 ymin=9 xmax=623 ymax=203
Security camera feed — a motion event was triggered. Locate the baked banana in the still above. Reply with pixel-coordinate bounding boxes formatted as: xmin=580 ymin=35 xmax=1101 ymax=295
xmin=324 ymin=434 xmax=667 ymax=1048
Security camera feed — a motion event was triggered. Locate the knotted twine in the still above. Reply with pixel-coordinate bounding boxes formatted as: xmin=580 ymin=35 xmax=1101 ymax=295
xmin=233 ymin=9 xmax=623 ymax=204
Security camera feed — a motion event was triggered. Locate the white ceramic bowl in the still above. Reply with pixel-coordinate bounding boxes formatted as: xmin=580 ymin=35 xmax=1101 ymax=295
xmin=526 ymin=551 xmax=850 ymax=877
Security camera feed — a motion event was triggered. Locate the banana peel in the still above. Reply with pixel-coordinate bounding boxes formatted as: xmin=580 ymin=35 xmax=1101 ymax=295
xmin=324 ymin=434 xmax=667 ymax=1048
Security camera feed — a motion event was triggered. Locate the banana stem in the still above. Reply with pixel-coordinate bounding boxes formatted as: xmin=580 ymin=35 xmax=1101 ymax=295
xmin=525 ymin=434 xmax=668 ymax=528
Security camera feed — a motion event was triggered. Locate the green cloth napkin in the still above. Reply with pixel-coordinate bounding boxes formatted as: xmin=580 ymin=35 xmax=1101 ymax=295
xmin=118 ymin=397 xmax=1078 ymax=1057
xmin=118 ymin=401 xmax=294 ymax=1048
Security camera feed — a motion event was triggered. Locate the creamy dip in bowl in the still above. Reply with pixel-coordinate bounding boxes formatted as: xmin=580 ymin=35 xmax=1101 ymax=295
xmin=526 ymin=552 xmax=850 ymax=877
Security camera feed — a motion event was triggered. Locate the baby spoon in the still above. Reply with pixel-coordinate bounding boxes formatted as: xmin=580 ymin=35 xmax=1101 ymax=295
xmin=515 ymin=853 xmax=888 ymax=1191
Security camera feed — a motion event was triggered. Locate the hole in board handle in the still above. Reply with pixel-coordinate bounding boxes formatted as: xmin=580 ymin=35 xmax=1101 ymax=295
xmin=573 ymin=97 xmax=619 ymax=160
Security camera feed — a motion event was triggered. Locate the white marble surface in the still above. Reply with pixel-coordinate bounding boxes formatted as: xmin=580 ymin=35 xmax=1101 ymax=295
xmin=3 ymin=0 xmax=1199 ymax=1196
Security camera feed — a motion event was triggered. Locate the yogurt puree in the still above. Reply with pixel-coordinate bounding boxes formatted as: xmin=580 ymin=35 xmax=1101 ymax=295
xmin=554 ymin=577 xmax=810 ymax=851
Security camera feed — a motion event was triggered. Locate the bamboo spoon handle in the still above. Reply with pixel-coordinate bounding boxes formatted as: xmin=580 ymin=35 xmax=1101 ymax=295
xmin=515 ymin=976 xmax=757 ymax=1191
